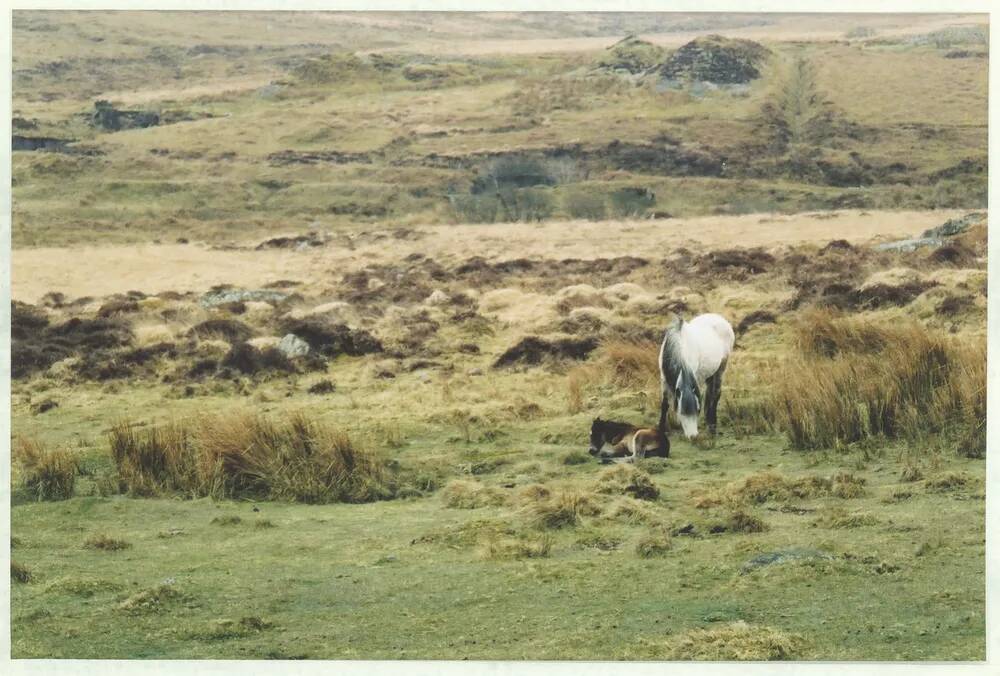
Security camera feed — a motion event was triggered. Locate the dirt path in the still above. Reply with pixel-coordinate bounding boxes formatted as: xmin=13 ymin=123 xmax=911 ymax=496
xmin=11 ymin=209 xmax=968 ymax=302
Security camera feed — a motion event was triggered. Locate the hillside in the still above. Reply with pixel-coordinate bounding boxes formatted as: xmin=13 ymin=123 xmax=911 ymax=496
xmin=11 ymin=11 xmax=988 ymax=246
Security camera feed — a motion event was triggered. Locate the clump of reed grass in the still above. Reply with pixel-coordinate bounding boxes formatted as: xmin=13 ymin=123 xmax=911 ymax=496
xmin=776 ymin=311 xmax=985 ymax=450
xmin=13 ymin=437 xmax=78 ymax=501
xmin=107 ymin=412 xmax=392 ymax=504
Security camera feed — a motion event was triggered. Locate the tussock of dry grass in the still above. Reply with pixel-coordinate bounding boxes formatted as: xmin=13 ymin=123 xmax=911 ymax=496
xmin=108 ymin=412 xmax=391 ymax=504
xmin=83 ymin=534 xmax=132 ymax=551
xmin=116 ymin=584 xmax=182 ymax=614
xmin=13 ymin=437 xmax=78 ymax=501
xmin=603 ymin=497 xmax=663 ymax=526
xmin=778 ymin=311 xmax=985 ymax=450
xmin=663 ymin=621 xmax=805 ymax=660
xmin=721 ymin=510 xmax=770 ymax=533
xmin=594 ymin=464 xmax=660 ymax=501
xmin=441 ymin=479 xmax=506 ymax=509
xmin=691 ymin=470 xmax=866 ymax=508
xmin=45 ymin=576 xmax=123 ymax=597
xmin=524 ymin=489 xmax=601 ymax=529
xmin=635 ymin=529 xmax=672 ymax=557
xmin=12 ymin=561 xmax=33 ymax=584
xmin=566 ymin=339 xmax=660 ymax=411
xmin=480 ymin=533 xmax=553 ymax=560
xmin=924 ymin=472 xmax=980 ymax=493
xmin=191 ymin=616 xmax=274 ymax=641
xmin=812 ymin=507 xmax=879 ymax=529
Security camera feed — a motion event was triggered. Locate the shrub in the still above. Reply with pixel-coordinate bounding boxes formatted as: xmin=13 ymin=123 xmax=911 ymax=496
xmin=503 ymin=187 xmax=555 ymax=222
xmin=450 ymin=193 xmax=500 ymax=223
xmin=609 ymin=187 xmax=655 ymax=218
xmin=562 ymin=188 xmax=607 ymax=220
xmin=13 ymin=438 xmax=77 ymax=501
xmin=473 ymin=156 xmax=556 ymax=194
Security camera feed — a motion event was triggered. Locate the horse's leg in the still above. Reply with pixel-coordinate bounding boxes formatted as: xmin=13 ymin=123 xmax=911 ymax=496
xmin=706 ymin=360 xmax=727 ymax=435
xmin=657 ymin=380 xmax=672 ymax=448
xmin=631 ymin=432 xmax=646 ymax=463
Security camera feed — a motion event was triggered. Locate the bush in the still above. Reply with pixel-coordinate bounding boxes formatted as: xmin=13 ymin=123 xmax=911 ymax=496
xmin=562 ymin=188 xmax=607 ymax=220
xmin=450 ymin=193 xmax=500 ymax=223
xmin=13 ymin=438 xmax=77 ymax=501
xmin=609 ymin=187 xmax=655 ymax=218
xmin=506 ymin=187 xmax=555 ymax=222
xmin=472 ymin=157 xmax=555 ymax=194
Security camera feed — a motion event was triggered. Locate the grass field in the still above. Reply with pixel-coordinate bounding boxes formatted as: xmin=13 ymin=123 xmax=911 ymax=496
xmin=9 ymin=10 xmax=989 ymax=662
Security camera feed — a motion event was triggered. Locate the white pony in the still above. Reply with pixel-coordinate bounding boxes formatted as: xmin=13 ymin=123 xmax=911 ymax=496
xmin=656 ymin=313 xmax=735 ymax=441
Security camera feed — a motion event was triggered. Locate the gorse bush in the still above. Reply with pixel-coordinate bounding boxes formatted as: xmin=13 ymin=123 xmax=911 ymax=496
xmin=107 ymin=412 xmax=392 ymax=503
xmin=13 ymin=437 xmax=78 ymax=501
xmin=776 ymin=311 xmax=985 ymax=450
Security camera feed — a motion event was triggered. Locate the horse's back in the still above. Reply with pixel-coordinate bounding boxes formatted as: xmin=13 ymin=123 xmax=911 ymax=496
xmin=686 ymin=313 xmax=734 ymax=380
xmin=690 ymin=313 xmax=734 ymax=355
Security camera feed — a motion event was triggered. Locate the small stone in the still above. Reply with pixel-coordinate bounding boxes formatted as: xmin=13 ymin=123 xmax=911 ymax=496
xmin=426 ymin=289 xmax=450 ymax=306
xmin=277 ymin=333 xmax=310 ymax=359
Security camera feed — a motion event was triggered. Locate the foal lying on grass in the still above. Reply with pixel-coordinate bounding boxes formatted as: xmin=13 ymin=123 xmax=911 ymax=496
xmin=588 ymin=417 xmax=669 ymax=463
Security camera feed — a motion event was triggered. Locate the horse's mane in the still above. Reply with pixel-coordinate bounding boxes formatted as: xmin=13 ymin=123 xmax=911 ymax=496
xmin=660 ymin=318 xmax=699 ymax=416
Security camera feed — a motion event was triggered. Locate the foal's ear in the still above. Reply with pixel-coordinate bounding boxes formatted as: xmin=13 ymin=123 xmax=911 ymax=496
xmin=593 ymin=417 xmax=602 ymax=423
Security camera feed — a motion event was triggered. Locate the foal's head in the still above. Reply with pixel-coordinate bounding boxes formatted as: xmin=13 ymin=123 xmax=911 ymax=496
xmin=588 ymin=418 xmax=608 ymax=456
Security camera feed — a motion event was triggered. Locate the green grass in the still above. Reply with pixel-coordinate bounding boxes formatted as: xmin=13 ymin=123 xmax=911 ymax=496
xmin=11 ymin=432 xmax=984 ymax=659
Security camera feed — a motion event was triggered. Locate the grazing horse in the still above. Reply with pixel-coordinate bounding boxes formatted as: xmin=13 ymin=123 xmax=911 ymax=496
xmin=657 ymin=313 xmax=735 ymax=442
xmin=589 ymin=418 xmax=668 ymax=462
